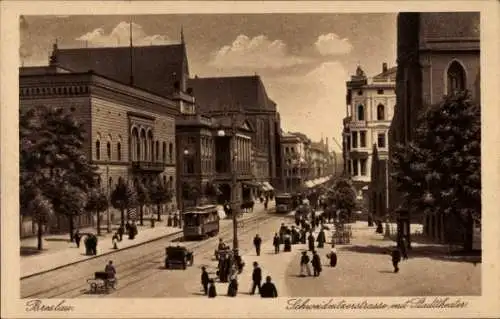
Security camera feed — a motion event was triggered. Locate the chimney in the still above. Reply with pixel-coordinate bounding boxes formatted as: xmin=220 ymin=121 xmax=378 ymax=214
xmin=382 ymin=62 xmax=388 ymax=73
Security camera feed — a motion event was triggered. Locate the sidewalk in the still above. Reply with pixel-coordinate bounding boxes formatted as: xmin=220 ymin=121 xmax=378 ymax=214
xmin=21 ymin=220 xmax=183 ymax=279
xmin=21 ymin=201 xmax=275 ymax=279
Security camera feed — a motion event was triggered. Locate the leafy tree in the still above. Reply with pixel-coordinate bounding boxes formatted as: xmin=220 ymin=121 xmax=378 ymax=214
xmin=111 ymin=179 xmax=138 ymax=227
xmin=86 ymin=187 xmax=109 ymax=236
xmin=20 ymin=105 xmax=98 ymax=243
xmin=150 ymin=180 xmax=173 ymax=221
xmin=391 ymin=91 xmax=480 ymax=251
xmin=135 ymin=181 xmax=150 ymax=225
xmin=327 ymin=178 xmax=357 ymax=222
xmin=22 ymin=186 xmax=53 ymax=250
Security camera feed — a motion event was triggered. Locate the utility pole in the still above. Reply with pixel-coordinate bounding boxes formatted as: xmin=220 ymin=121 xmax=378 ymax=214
xmin=230 ymin=112 xmax=239 ymax=254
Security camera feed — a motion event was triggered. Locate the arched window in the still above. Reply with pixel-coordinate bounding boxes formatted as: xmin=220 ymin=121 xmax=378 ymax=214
xmin=117 ymin=142 xmax=122 ymax=161
xmin=106 ymin=142 xmax=111 ymax=160
xmin=162 ymin=142 xmax=167 ymax=162
xmin=140 ymin=129 xmax=147 ymax=161
xmin=377 ymin=104 xmax=385 ymax=121
xmin=148 ymin=131 xmax=154 ymax=161
xmin=163 ymin=176 xmax=167 ymax=186
xmin=155 ymin=141 xmax=159 ymax=161
xmin=447 ymin=60 xmax=466 ymax=94
xmin=108 ymin=177 xmax=113 ymax=189
xmin=97 ymin=176 xmax=102 ymax=187
xmin=95 ymin=140 xmax=101 ymax=160
xmin=169 ymin=143 xmax=173 ymax=163
xmin=131 ymin=128 xmax=139 ymax=161
xmin=357 ymin=104 xmax=365 ymax=121
xmin=169 ymin=176 xmax=173 ymax=188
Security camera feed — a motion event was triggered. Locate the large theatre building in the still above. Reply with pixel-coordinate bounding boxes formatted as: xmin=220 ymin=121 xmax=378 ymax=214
xmin=19 ymin=65 xmax=178 ymax=236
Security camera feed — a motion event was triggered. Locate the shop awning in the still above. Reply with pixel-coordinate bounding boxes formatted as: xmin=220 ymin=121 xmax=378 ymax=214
xmin=305 ymin=180 xmax=314 ymax=188
xmin=262 ymin=181 xmax=274 ymax=191
xmin=243 ymin=181 xmax=261 ymax=188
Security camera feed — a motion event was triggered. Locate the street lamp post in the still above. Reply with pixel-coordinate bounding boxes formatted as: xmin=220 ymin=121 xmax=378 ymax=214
xmin=106 ymin=165 xmax=111 ymax=233
xmin=217 ymin=113 xmax=239 ymax=255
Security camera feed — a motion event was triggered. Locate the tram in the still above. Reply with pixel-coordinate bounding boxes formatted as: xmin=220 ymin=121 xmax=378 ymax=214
xmin=183 ymin=205 xmax=220 ymax=240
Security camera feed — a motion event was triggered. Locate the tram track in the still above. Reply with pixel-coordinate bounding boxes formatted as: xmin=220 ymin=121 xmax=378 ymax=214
xmin=22 ymin=212 xmax=278 ymax=299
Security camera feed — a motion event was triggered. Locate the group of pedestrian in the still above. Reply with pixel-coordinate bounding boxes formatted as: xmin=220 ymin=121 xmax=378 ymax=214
xmin=201 ymin=261 xmax=278 ymax=299
xmin=299 ymin=250 xmax=323 ymax=277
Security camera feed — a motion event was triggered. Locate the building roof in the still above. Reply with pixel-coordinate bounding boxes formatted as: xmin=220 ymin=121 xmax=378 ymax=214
xmin=53 ymin=44 xmax=188 ymax=98
xmin=188 ymin=75 xmax=277 ymax=113
xmin=373 ymin=66 xmax=397 ymax=82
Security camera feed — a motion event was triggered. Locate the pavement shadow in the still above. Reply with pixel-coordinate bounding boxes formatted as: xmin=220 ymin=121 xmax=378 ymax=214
xmin=20 ymin=246 xmax=46 ymax=256
xmin=378 ymin=270 xmax=395 ymax=274
xmin=45 ymin=238 xmax=72 ymax=242
xmin=342 ymin=244 xmax=482 ymax=264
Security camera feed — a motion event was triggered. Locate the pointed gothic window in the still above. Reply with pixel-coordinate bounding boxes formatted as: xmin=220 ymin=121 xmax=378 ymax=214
xmin=447 ymin=61 xmax=466 ymax=94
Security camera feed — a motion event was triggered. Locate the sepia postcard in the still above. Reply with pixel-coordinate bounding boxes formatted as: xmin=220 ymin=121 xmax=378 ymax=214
xmin=1 ymin=1 xmax=499 ymax=318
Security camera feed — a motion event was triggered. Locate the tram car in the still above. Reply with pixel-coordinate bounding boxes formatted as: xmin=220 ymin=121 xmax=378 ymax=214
xmin=183 ymin=205 xmax=220 ymax=240
xmin=275 ymin=193 xmax=293 ymax=214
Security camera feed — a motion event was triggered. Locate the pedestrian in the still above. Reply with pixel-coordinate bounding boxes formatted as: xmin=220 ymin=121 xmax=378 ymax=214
xmin=400 ymin=237 xmax=409 ymax=260
xmin=260 ymin=276 xmax=278 ymax=298
xmin=253 ymin=234 xmax=262 ymax=256
xmin=326 ymin=244 xmax=338 ymax=267
xmin=300 ymin=251 xmax=312 ymax=277
xmin=74 ymin=229 xmax=81 ymax=248
xmin=283 ymin=233 xmax=292 ymax=252
xmin=273 ymin=233 xmax=280 ymax=254
xmin=227 ymin=265 xmax=238 ymax=297
xmin=300 ymin=228 xmax=307 ymax=244
xmin=112 ymin=232 xmax=119 ymax=249
xmin=308 ymin=232 xmax=315 ymax=251
xmin=208 ymin=279 xmax=217 ymax=298
xmin=312 ymin=251 xmax=322 ymax=277
xmin=201 ymin=266 xmax=209 ymax=295
xmin=264 ymin=199 xmax=268 ymax=210
xmin=117 ymin=225 xmax=124 ymax=241
xmin=317 ymin=228 xmax=326 ymax=248
xmin=104 ymin=260 xmax=117 ymax=289
xmin=250 ymin=261 xmax=262 ymax=295
xmin=391 ymin=247 xmax=402 ymax=273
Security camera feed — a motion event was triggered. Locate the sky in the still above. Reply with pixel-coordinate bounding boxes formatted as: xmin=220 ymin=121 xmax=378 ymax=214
xmin=20 ymin=14 xmax=397 ymax=152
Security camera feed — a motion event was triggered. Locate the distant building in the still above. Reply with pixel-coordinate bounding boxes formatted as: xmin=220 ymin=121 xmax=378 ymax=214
xmin=344 ymin=63 xmax=396 ymax=212
xmin=281 ymin=132 xmax=310 ymax=193
xmin=19 ymin=65 xmax=178 ymax=237
xmin=188 ymin=75 xmax=281 ymax=195
xmin=388 ymin=12 xmax=480 ymax=243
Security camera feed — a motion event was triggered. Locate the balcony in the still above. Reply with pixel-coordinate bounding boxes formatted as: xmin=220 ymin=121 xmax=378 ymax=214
xmin=131 ymin=161 xmax=166 ymax=172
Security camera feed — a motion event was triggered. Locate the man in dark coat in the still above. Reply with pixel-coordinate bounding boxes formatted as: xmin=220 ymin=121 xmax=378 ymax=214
xmin=391 ymin=247 xmax=402 ymax=273
xmin=273 ymin=233 xmax=280 ymax=254
xmin=300 ymin=228 xmax=307 ymax=244
xmin=117 ymin=225 xmax=124 ymax=241
xmin=74 ymin=229 xmax=81 ymax=248
xmin=399 ymin=237 xmax=409 ymax=260
xmin=312 ymin=251 xmax=322 ymax=277
xmin=317 ymin=229 xmax=326 ymax=248
xmin=253 ymin=234 xmax=262 ymax=256
xmin=260 ymin=276 xmax=278 ymax=298
xmin=308 ymin=232 xmax=315 ymax=251
xmin=201 ymin=266 xmax=209 ymax=295
xmin=208 ymin=279 xmax=217 ymax=298
xmin=327 ymin=244 xmax=338 ymax=267
xmin=300 ymin=251 xmax=312 ymax=276
xmin=250 ymin=261 xmax=262 ymax=295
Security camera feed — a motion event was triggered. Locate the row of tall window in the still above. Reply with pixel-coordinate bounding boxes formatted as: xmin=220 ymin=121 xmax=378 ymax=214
xmin=95 ymin=138 xmax=174 ymax=162
xmin=350 ymin=131 xmax=386 ymax=149
xmin=348 ymin=158 xmax=368 ymax=176
xmin=355 ymin=103 xmax=386 ymax=121
xmin=95 ymin=140 xmax=122 ymax=161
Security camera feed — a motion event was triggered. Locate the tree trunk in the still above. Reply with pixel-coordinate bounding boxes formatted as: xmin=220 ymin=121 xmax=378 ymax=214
xmin=463 ymin=211 xmax=474 ymax=252
xmin=68 ymin=216 xmax=75 ymax=242
xmin=157 ymin=203 xmax=161 ymax=221
xmin=37 ymin=219 xmax=43 ymax=250
xmin=96 ymin=210 xmax=101 ymax=236
xmin=139 ymin=204 xmax=144 ymax=226
xmin=120 ymin=208 xmax=125 ymax=227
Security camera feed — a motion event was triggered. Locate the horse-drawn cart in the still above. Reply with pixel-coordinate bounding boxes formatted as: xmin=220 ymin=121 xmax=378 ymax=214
xmin=87 ymin=271 xmax=117 ymax=294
